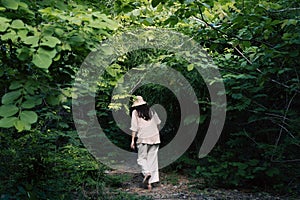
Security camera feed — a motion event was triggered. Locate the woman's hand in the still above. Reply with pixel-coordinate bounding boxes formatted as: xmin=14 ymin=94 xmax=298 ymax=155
xmin=131 ymin=131 xmax=137 ymax=150
xmin=130 ymin=141 xmax=135 ymax=149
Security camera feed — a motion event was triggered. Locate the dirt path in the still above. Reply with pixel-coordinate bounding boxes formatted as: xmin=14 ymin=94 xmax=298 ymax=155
xmin=105 ymin=170 xmax=290 ymax=200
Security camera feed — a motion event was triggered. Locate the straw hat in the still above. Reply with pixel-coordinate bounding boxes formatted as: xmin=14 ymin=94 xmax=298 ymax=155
xmin=132 ymin=96 xmax=147 ymax=107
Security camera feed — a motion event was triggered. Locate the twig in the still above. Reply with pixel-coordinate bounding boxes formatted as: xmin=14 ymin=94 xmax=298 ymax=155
xmin=190 ymin=16 xmax=207 ymax=26
xmin=252 ymin=69 xmax=300 ymax=94
xmin=271 ymin=158 xmax=300 ymax=163
xmin=274 ymin=122 xmax=297 ymax=140
xmin=271 ymin=93 xmax=298 ymax=161
xmin=233 ymin=47 xmax=252 ymax=65
xmin=252 ymin=100 xmax=268 ymax=110
xmin=269 ymin=7 xmax=300 ymax=13
xmin=271 ymin=79 xmax=300 ymax=93
xmin=243 ymin=129 xmax=259 ymax=145
xmin=265 ymin=112 xmax=287 ymax=119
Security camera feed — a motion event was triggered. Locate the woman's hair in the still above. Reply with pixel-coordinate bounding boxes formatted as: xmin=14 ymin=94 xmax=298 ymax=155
xmin=131 ymin=104 xmax=152 ymax=121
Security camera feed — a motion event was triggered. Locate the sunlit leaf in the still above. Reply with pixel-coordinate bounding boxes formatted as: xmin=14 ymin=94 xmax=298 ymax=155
xmin=32 ymin=51 xmax=52 ymax=69
xmin=14 ymin=120 xmax=25 ymax=132
xmin=187 ymin=64 xmax=194 ymax=71
xmin=0 ymin=21 xmax=9 ymax=32
xmin=1 ymin=0 xmax=19 ymax=10
xmin=23 ymin=36 xmax=40 ymax=47
xmin=11 ymin=19 xmax=25 ymax=29
xmin=40 ymin=36 xmax=61 ymax=48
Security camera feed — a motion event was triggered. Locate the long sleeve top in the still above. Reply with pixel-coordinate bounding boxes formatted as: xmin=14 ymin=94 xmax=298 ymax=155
xmin=130 ymin=110 xmax=161 ymax=144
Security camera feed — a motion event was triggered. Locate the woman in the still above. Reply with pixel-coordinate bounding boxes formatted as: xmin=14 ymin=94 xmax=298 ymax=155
xmin=130 ymin=96 xmax=161 ymax=190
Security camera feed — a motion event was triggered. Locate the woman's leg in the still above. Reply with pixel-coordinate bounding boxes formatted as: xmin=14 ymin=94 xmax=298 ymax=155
xmin=137 ymin=143 xmax=150 ymax=176
xmin=147 ymin=144 xmax=159 ymax=184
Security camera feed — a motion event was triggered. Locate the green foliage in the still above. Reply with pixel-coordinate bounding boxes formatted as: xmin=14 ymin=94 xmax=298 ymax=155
xmin=0 ymin=0 xmax=120 ymax=131
xmin=0 ymin=130 xmax=106 ymax=199
xmin=194 ymin=148 xmax=281 ymax=187
xmin=94 ymin=0 xmax=300 ymax=195
xmin=105 ymin=173 xmax=133 ymax=188
xmin=109 ymin=0 xmax=300 ymax=195
xmin=0 ymin=0 xmax=121 ymax=199
xmin=162 ymin=172 xmax=179 ymax=186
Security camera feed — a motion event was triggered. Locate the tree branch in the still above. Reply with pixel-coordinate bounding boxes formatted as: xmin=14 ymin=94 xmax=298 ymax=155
xmin=271 ymin=158 xmax=300 ymax=163
xmin=269 ymin=7 xmax=300 ymax=13
xmin=233 ymin=46 xmax=252 ymax=65
xmin=271 ymin=93 xmax=299 ymax=161
xmin=193 ymin=10 xmax=300 ymax=94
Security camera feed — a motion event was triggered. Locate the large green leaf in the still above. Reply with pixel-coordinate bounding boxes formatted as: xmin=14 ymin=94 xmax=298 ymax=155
xmin=21 ymin=99 xmax=35 ymax=109
xmin=9 ymin=81 xmax=23 ymax=90
xmin=105 ymin=67 xmax=117 ymax=77
xmin=1 ymin=30 xmax=18 ymax=42
xmin=24 ymin=96 xmax=42 ymax=106
xmin=40 ymin=36 xmax=61 ymax=48
xmin=37 ymin=47 xmax=57 ymax=59
xmin=1 ymin=0 xmax=19 ymax=10
xmin=92 ymin=13 xmax=119 ymax=30
xmin=18 ymin=1 xmax=27 ymax=8
xmin=0 ymin=105 xmax=19 ymax=117
xmin=46 ymin=96 xmax=60 ymax=106
xmin=14 ymin=120 xmax=24 ymax=132
xmin=32 ymin=51 xmax=52 ymax=69
xmin=0 ymin=16 xmax=10 ymax=23
xmin=20 ymin=111 xmax=38 ymax=124
xmin=54 ymin=28 xmax=64 ymax=36
xmin=68 ymin=35 xmax=85 ymax=46
xmin=0 ymin=21 xmax=9 ymax=32
xmin=17 ymin=29 xmax=28 ymax=40
xmin=11 ymin=19 xmax=25 ymax=29
xmin=23 ymin=36 xmax=39 ymax=47
xmin=0 ymin=117 xmax=18 ymax=128
xmin=1 ymin=90 xmax=22 ymax=104
xmin=17 ymin=47 xmax=32 ymax=61
xmin=14 ymin=120 xmax=31 ymax=132
xmin=0 ymin=17 xmax=10 ymax=32
xmin=88 ymin=21 xmax=107 ymax=29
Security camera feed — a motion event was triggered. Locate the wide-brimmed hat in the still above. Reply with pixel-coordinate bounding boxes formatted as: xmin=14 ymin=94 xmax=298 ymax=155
xmin=132 ymin=96 xmax=147 ymax=107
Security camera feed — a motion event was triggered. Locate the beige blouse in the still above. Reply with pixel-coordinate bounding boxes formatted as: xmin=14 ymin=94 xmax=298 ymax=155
xmin=130 ymin=110 xmax=161 ymax=144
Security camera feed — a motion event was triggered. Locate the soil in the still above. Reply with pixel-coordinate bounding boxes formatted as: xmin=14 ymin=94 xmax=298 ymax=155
xmin=105 ymin=170 xmax=293 ymax=200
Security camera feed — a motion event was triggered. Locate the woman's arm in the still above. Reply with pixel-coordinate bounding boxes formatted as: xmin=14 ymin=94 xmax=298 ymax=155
xmin=130 ymin=131 xmax=136 ymax=149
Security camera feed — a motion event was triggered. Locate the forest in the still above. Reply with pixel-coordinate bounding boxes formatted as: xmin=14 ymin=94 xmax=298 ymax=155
xmin=0 ymin=0 xmax=299 ymax=199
